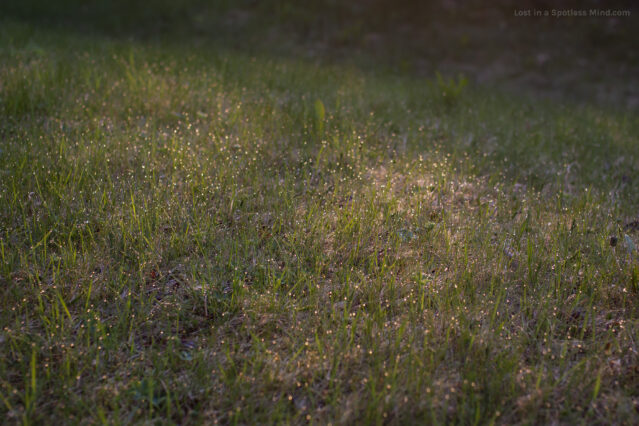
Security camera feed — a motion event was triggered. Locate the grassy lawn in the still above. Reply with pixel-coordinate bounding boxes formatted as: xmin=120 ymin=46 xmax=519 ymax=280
xmin=1 ymin=2 xmax=639 ymax=424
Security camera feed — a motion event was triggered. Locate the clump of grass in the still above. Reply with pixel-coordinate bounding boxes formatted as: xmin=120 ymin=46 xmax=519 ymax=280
xmin=429 ymin=71 xmax=468 ymax=108
xmin=1 ymin=58 xmax=58 ymax=117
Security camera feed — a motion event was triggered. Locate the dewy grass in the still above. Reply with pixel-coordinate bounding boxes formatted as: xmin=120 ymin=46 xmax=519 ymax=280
xmin=1 ymin=18 xmax=638 ymax=425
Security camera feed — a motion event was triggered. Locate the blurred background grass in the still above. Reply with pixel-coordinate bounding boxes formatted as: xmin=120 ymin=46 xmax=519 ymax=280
xmin=2 ymin=0 xmax=637 ymax=110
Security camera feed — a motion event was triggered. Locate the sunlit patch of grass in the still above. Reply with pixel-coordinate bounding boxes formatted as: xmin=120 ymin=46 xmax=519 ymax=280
xmin=0 ymin=18 xmax=638 ymax=424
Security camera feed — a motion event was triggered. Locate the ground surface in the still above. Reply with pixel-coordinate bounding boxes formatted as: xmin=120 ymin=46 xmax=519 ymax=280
xmin=1 ymin=1 xmax=639 ymax=424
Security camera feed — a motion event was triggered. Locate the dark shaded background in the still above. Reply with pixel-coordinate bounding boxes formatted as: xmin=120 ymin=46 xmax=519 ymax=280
xmin=2 ymin=0 xmax=637 ymax=108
